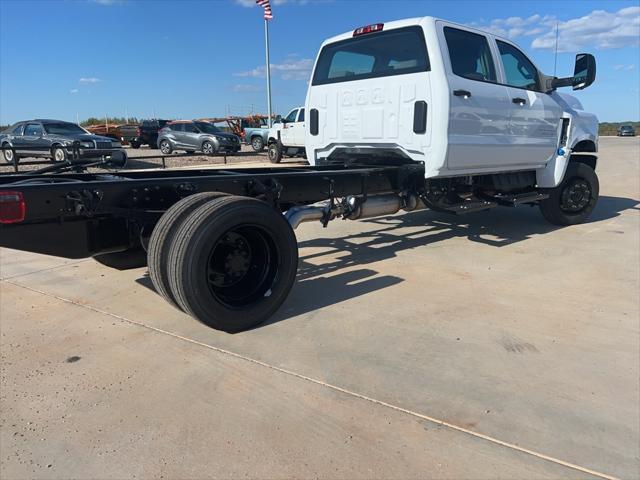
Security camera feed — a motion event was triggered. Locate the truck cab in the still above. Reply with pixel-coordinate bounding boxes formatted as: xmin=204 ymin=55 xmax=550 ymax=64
xmin=267 ymin=107 xmax=306 ymax=163
xmin=305 ymin=17 xmax=598 ymax=190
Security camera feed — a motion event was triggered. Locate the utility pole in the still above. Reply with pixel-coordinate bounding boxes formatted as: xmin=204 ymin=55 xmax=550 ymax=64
xmin=264 ymin=18 xmax=273 ymax=127
xmin=553 ymin=22 xmax=559 ymax=77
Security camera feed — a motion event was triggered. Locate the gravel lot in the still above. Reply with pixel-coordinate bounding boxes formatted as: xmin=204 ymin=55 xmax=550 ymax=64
xmin=0 ymin=144 xmax=307 ymax=173
xmin=1 ymin=137 xmax=638 ymax=479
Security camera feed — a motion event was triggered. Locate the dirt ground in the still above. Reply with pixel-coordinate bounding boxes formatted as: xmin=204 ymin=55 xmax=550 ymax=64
xmin=1 ymin=137 xmax=639 ymax=479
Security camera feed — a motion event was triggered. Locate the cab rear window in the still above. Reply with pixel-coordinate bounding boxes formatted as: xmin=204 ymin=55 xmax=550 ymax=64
xmin=312 ymin=26 xmax=430 ymax=86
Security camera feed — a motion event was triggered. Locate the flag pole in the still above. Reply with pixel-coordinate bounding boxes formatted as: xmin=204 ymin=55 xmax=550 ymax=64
xmin=264 ymin=18 xmax=273 ymax=128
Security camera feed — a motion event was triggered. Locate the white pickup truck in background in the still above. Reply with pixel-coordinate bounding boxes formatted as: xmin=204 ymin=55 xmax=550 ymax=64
xmin=305 ymin=17 xmax=599 ymax=225
xmin=267 ymin=107 xmax=307 ymax=163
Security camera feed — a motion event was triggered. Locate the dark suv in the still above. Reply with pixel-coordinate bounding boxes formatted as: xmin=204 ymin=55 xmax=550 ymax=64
xmin=0 ymin=119 xmax=126 ymax=163
xmin=119 ymin=119 xmax=171 ymax=148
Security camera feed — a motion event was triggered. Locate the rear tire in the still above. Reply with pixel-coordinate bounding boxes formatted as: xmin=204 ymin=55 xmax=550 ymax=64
xmin=147 ymin=192 xmax=228 ymax=309
xmin=268 ymin=143 xmax=282 ymax=163
xmin=167 ymin=196 xmax=298 ymax=332
xmin=94 ymin=247 xmax=148 ymax=270
xmin=130 ymin=141 xmax=141 ymax=149
xmin=251 ymin=136 xmax=264 ymax=152
xmin=539 ymin=162 xmax=599 ymax=225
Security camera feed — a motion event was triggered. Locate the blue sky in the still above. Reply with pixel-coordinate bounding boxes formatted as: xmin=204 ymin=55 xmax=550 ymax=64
xmin=0 ymin=0 xmax=638 ymax=124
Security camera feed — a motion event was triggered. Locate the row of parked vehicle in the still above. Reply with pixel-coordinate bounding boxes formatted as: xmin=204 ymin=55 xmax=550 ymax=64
xmin=0 ymin=118 xmax=246 ymax=164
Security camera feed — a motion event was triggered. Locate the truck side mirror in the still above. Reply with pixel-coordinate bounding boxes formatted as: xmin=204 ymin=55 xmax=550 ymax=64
xmin=572 ymin=53 xmax=596 ymax=90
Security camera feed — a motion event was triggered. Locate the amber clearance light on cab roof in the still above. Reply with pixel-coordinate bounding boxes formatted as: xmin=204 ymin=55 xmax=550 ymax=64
xmin=353 ymin=23 xmax=384 ymax=37
xmin=0 ymin=191 xmax=26 ymax=224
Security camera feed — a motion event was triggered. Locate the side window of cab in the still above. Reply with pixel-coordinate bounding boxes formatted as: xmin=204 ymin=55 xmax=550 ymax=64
xmin=443 ymin=27 xmax=497 ymax=82
xmin=496 ymin=41 xmax=540 ymax=91
xmin=284 ymin=109 xmax=299 ymax=123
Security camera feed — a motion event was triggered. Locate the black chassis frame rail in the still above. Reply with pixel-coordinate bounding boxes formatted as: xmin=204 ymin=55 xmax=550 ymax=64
xmin=0 ymin=163 xmax=425 ymax=259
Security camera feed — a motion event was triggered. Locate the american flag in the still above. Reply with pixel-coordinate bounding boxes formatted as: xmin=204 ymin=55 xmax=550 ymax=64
xmin=256 ymin=0 xmax=273 ymax=20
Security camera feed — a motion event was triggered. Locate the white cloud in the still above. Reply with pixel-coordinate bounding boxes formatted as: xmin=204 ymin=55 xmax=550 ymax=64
xmin=69 ymin=89 xmax=79 ymax=94
xmin=471 ymin=7 xmax=640 ymax=52
xmin=613 ymin=64 xmax=636 ymax=71
xmin=470 ymin=14 xmax=556 ymax=39
xmin=232 ymin=84 xmax=264 ymax=92
xmin=532 ymin=7 xmax=640 ymax=52
xmin=235 ymin=58 xmax=313 ymax=81
xmin=79 ymin=77 xmax=102 ymax=84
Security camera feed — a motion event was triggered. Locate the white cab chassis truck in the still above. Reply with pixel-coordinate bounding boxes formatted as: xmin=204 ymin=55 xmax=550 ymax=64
xmin=306 ymin=17 xmax=599 ymax=225
xmin=0 ymin=18 xmax=600 ymax=332
xmin=266 ymin=107 xmax=307 ymax=163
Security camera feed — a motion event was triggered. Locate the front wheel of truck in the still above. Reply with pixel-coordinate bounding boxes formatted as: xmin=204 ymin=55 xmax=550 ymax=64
xmin=539 ymin=162 xmax=599 ymax=226
xmin=268 ymin=143 xmax=282 ymax=163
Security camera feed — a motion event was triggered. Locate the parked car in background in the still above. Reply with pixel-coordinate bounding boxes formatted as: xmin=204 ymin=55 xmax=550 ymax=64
xmin=157 ymin=120 xmax=241 ymax=155
xmin=120 ymin=119 xmax=171 ymax=148
xmin=242 ymin=117 xmax=270 ymax=152
xmin=267 ymin=107 xmax=306 ymax=163
xmin=0 ymin=119 xmax=126 ymax=163
xmin=617 ymin=125 xmax=636 ymax=136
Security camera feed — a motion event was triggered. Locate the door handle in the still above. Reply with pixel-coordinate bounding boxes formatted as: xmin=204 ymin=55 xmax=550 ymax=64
xmin=512 ymin=97 xmax=527 ymax=105
xmin=454 ymin=89 xmax=472 ymax=98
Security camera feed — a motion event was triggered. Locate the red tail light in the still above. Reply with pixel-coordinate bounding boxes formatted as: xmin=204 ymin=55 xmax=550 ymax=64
xmin=136 ymin=127 xmax=141 ymax=136
xmin=0 ymin=191 xmax=26 ymax=224
xmin=353 ymin=23 xmax=384 ymax=36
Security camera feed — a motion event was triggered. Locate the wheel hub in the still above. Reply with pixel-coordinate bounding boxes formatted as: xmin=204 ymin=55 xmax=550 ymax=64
xmin=208 ymin=232 xmax=252 ymax=288
xmin=206 ymin=226 xmax=277 ymax=308
xmin=561 ymin=179 xmax=591 ymax=212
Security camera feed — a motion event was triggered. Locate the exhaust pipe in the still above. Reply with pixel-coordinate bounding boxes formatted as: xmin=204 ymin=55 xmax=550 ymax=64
xmin=285 ymin=194 xmax=424 ymax=229
xmin=285 ymin=204 xmax=329 ymax=229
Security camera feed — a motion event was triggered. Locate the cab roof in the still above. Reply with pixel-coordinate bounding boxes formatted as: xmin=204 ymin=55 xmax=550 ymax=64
xmin=320 ymin=17 xmax=435 ymax=46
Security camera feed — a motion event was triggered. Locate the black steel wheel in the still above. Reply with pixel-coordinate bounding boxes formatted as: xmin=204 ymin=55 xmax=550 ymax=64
xmin=539 ymin=162 xmax=599 ymax=225
xmin=147 ymin=192 xmax=228 ymax=310
xmin=167 ymin=195 xmax=298 ymax=332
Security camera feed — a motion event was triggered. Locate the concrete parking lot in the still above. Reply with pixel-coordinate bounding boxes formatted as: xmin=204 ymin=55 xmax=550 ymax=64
xmin=1 ymin=137 xmax=638 ymax=479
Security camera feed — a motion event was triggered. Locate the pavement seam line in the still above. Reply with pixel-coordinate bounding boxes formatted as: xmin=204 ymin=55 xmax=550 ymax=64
xmin=5 ymin=279 xmax=620 ymax=480
xmin=0 ymin=259 xmax=91 ymax=281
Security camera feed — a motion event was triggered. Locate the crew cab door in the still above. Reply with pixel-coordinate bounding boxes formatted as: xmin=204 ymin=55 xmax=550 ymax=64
xmin=438 ymin=23 xmax=513 ymax=171
xmin=495 ymin=40 xmax=562 ymax=165
xmin=279 ymin=109 xmax=298 ymax=147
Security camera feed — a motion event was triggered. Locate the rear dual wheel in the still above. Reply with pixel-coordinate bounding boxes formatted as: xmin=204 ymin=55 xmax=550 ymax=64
xmin=149 ymin=194 xmax=298 ymax=332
